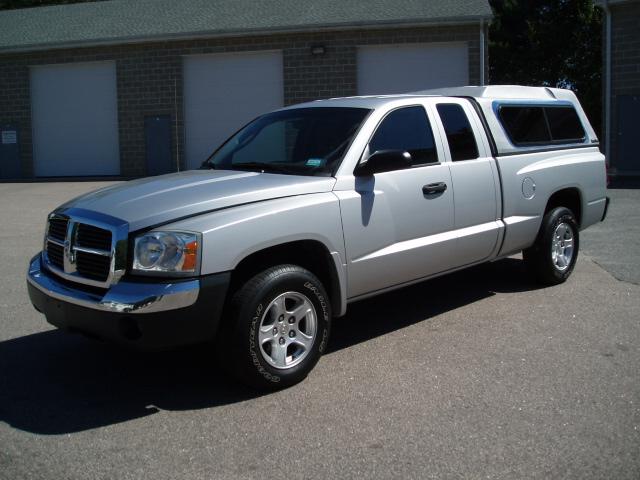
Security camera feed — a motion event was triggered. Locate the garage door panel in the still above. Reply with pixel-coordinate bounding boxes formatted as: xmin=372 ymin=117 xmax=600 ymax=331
xmin=357 ymin=43 xmax=468 ymax=95
xmin=184 ymin=51 xmax=284 ymax=170
xmin=31 ymin=61 xmax=120 ymax=177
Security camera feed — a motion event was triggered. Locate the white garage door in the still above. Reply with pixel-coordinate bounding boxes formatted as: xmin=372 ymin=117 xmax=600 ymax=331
xmin=31 ymin=61 xmax=120 ymax=177
xmin=184 ymin=51 xmax=284 ymax=170
xmin=357 ymin=43 xmax=469 ymax=95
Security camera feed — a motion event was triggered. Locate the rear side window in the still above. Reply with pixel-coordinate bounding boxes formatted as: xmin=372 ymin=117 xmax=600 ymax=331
xmin=499 ymin=107 xmax=550 ymax=144
xmin=545 ymin=107 xmax=585 ymax=141
xmin=369 ymin=106 xmax=438 ymax=165
xmin=436 ymin=103 xmax=479 ymax=161
xmin=498 ymin=105 xmax=585 ymax=146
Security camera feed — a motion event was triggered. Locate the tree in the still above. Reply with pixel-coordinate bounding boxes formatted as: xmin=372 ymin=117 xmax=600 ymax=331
xmin=489 ymin=0 xmax=603 ymax=135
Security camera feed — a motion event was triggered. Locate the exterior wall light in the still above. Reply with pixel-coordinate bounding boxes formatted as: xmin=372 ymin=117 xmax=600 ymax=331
xmin=310 ymin=45 xmax=326 ymax=56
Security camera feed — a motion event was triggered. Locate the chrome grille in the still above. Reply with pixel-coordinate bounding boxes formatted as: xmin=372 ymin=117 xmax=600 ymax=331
xmin=76 ymin=251 xmax=111 ymax=281
xmin=43 ymin=211 xmax=128 ymax=288
xmin=46 ymin=242 xmax=64 ymax=270
xmin=48 ymin=217 xmax=68 ymax=242
xmin=45 ymin=217 xmax=67 ymax=270
xmin=76 ymin=224 xmax=112 ymax=251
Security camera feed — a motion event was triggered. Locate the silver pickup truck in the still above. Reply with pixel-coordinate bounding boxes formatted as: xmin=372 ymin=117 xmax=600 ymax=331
xmin=27 ymin=85 xmax=609 ymax=389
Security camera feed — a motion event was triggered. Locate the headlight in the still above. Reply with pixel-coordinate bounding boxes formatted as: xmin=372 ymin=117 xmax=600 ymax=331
xmin=132 ymin=231 xmax=200 ymax=276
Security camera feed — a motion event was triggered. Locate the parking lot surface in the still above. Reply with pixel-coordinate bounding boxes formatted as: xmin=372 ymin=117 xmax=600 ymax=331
xmin=1 ymin=183 xmax=638 ymax=479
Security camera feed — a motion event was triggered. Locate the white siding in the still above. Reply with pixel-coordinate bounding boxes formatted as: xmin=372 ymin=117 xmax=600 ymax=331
xmin=183 ymin=51 xmax=284 ymax=170
xmin=357 ymin=43 xmax=469 ymax=95
xmin=31 ymin=61 xmax=120 ymax=177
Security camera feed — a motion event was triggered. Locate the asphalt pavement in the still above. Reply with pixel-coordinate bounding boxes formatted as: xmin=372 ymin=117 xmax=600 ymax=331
xmin=0 ymin=182 xmax=638 ymax=480
xmin=582 ymin=188 xmax=640 ymax=285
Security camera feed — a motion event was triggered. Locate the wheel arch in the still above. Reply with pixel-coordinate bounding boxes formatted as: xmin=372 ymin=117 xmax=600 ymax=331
xmin=227 ymin=239 xmax=345 ymax=317
xmin=544 ymin=187 xmax=583 ymax=227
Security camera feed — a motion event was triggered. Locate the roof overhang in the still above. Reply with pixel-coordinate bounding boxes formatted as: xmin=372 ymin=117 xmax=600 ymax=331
xmin=0 ymin=16 xmax=492 ymax=55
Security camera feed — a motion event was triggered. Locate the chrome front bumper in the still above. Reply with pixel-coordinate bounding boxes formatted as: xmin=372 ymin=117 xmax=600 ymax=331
xmin=27 ymin=254 xmax=199 ymax=314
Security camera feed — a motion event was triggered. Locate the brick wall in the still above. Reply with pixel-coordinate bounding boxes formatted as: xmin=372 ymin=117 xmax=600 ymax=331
xmin=0 ymin=61 xmax=30 ymax=176
xmin=0 ymin=24 xmax=482 ymax=179
xmin=610 ymin=1 xmax=640 ymax=174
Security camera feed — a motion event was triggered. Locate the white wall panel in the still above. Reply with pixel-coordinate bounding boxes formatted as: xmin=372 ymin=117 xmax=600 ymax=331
xmin=31 ymin=61 xmax=120 ymax=176
xmin=184 ymin=51 xmax=284 ymax=170
xmin=357 ymin=43 xmax=469 ymax=95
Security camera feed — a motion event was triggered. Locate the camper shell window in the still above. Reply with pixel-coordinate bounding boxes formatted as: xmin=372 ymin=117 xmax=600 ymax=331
xmin=498 ymin=104 xmax=586 ymax=146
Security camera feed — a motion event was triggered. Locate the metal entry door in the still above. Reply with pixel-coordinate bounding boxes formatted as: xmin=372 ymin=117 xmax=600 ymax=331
xmin=617 ymin=95 xmax=640 ymax=174
xmin=0 ymin=125 xmax=21 ymax=179
xmin=145 ymin=115 xmax=173 ymax=176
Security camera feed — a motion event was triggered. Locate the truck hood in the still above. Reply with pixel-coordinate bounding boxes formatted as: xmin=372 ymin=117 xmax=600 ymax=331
xmin=59 ymin=169 xmax=336 ymax=231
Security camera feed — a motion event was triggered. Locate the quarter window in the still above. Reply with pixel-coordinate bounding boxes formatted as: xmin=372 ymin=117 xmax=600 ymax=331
xmin=369 ymin=106 xmax=438 ymax=165
xmin=545 ymin=107 xmax=585 ymax=142
xmin=436 ymin=103 xmax=479 ymax=161
xmin=499 ymin=106 xmax=551 ymax=144
xmin=498 ymin=105 xmax=586 ymax=146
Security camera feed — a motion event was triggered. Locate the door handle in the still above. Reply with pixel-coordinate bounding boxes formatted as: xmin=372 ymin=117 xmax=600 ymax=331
xmin=422 ymin=182 xmax=447 ymax=195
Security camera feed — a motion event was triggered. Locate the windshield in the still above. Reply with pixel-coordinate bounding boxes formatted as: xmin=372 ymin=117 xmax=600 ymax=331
xmin=203 ymin=107 xmax=371 ymax=176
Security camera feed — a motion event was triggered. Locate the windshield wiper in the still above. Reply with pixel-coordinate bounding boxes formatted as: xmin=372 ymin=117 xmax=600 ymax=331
xmin=231 ymin=162 xmax=298 ymax=174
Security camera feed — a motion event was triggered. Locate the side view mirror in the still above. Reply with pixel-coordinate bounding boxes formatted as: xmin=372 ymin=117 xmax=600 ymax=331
xmin=354 ymin=150 xmax=412 ymax=177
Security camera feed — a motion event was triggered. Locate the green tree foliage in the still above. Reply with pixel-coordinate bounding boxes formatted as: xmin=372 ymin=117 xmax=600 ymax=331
xmin=489 ymin=0 xmax=603 ymax=135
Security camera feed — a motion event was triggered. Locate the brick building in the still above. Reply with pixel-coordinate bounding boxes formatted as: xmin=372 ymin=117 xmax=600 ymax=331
xmin=0 ymin=0 xmax=491 ymax=179
xmin=598 ymin=0 xmax=640 ymax=177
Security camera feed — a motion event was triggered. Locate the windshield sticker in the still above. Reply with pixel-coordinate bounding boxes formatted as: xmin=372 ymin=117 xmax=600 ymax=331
xmin=306 ymin=158 xmax=325 ymax=168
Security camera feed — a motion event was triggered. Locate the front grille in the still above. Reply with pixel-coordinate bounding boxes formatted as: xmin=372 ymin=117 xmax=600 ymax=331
xmin=76 ymin=224 xmax=112 ymax=251
xmin=44 ymin=215 xmax=123 ymax=287
xmin=76 ymin=251 xmax=111 ymax=281
xmin=46 ymin=242 xmax=64 ymax=270
xmin=48 ymin=217 xmax=68 ymax=241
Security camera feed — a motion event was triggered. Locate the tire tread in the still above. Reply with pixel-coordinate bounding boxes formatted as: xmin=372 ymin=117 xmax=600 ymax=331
xmin=222 ymin=264 xmax=331 ymax=390
xmin=523 ymin=207 xmax=579 ymax=285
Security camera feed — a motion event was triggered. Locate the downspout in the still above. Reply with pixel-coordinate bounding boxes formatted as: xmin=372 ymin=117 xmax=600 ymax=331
xmin=603 ymin=1 xmax=612 ymax=168
xmin=174 ymin=76 xmax=181 ymax=172
xmin=479 ymin=19 xmax=486 ymax=86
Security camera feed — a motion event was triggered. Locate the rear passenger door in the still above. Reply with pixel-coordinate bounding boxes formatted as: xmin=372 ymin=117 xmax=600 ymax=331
xmin=432 ymin=99 xmax=502 ymax=267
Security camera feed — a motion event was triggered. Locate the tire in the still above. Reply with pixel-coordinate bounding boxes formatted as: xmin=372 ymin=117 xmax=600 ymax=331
xmin=523 ymin=206 xmax=579 ymax=285
xmin=223 ymin=264 xmax=332 ymax=389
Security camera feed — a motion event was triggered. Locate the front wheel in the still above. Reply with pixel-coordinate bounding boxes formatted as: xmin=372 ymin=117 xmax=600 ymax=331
xmin=224 ymin=265 xmax=332 ymax=389
xmin=523 ymin=206 xmax=579 ymax=285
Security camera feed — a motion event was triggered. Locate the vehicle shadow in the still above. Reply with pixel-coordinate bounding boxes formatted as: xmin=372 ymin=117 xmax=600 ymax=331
xmin=0 ymin=257 xmax=539 ymax=435
xmin=327 ymin=257 xmax=538 ymax=353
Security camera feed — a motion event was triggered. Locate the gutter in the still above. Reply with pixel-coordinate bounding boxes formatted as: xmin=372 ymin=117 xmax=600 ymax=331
xmin=0 ymin=16 xmax=493 ymax=54
xmin=479 ymin=19 xmax=486 ymax=86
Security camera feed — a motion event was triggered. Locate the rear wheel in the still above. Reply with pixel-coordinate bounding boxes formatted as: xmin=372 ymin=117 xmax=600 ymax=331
xmin=224 ymin=264 xmax=331 ymax=389
xmin=523 ymin=206 xmax=579 ymax=285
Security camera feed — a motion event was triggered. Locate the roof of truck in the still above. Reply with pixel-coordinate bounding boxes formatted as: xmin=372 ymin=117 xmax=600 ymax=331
xmin=412 ymin=85 xmax=566 ymax=99
xmin=285 ymin=95 xmax=421 ymax=110
xmin=286 ymin=85 xmax=597 ymax=155
xmin=286 ymin=85 xmax=572 ymax=110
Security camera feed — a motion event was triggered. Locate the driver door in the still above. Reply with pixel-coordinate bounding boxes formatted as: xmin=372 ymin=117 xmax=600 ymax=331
xmin=336 ymin=104 xmax=455 ymax=298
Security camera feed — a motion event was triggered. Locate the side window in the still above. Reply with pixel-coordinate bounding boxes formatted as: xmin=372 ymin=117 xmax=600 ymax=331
xmin=499 ymin=106 xmax=551 ymax=144
xmin=369 ymin=106 xmax=438 ymax=165
xmin=545 ymin=106 xmax=585 ymax=142
xmin=498 ymin=105 xmax=586 ymax=146
xmin=436 ymin=103 xmax=479 ymax=161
